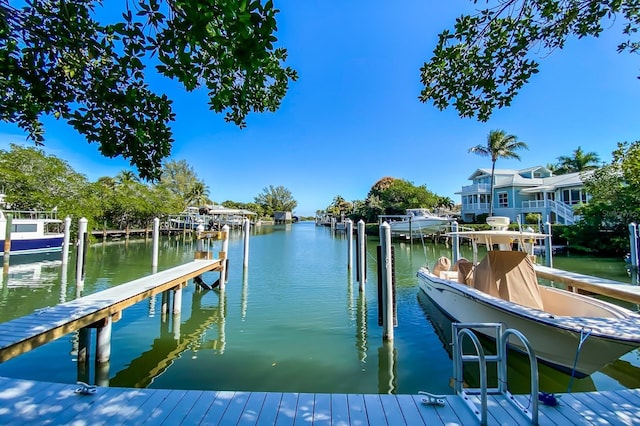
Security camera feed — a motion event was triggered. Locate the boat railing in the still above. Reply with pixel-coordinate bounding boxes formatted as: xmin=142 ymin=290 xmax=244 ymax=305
xmin=452 ymin=323 xmax=539 ymax=425
xmin=0 ymin=209 xmax=59 ymax=221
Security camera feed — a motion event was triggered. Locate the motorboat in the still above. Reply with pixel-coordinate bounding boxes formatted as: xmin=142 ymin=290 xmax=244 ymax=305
xmin=0 ymin=196 xmax=64 ymax=255
xmin=416 ymin=221 xmax=640 ymax=377
xmin=388 ymin=208 xmax=451 ymax=234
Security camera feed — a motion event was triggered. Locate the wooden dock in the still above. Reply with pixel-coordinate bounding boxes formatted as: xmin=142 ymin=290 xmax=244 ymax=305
xmin=0 ymin=258 xmax=223 ymax=363
xmin=535 ymin=265 xmax=640 ymax=304
xmin=0 ymin=376 xmax=639 ymax=425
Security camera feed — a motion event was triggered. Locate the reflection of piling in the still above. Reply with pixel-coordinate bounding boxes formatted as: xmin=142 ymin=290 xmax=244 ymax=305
xmin=356 ymin=292 xmax=368 ymax=363
xmin=357 ymin=220 xmax=366 ymax=291
xmin=377 ymin=342 xmax=397 ymax=394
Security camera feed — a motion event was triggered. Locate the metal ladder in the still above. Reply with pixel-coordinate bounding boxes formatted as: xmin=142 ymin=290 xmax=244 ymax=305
xmin=452 ymin=322 xmax=539 ymax=425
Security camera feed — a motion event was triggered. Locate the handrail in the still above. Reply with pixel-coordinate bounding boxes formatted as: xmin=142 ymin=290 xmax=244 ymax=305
xmin=452 ymin=323 xmax=540 ymax=425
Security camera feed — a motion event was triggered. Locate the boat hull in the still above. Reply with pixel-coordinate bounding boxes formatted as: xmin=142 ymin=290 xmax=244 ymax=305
xmin=0 ymin=236 xmax=64 ymax=255
xmin=417 ymin=268 xmax=640 ymax=376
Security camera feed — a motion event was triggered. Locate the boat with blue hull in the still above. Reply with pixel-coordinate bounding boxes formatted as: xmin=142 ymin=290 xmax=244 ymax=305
xmin=0 ymin=196 xmax=64 ymax=255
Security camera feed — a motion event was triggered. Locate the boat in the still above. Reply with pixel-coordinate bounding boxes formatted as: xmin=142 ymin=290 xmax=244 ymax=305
xmin=0 ymin=196 xmax=64 ymax=255
xmin=416 ymin=218 xmax=640 ymax=377
xmin=388 ymin=208 xmax=451 ymax=234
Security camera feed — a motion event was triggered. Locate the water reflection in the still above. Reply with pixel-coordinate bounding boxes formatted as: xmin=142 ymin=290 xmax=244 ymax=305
xmin=109 ymin=289 xmax=225 ymax=388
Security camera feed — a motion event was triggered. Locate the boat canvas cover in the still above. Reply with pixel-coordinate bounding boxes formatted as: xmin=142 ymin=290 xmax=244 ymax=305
xmin=473 ymin=251 xmax=544 ymax=310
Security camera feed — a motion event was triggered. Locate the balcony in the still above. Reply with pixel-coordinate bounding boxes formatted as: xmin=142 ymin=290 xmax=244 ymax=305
xmin=460 ymin=183 xmax=491 ymax=194
xmin=462 ymin=202 xmax=490 ymax=212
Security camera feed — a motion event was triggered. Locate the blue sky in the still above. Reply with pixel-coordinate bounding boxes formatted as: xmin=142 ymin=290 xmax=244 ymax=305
xmin=1 ymin=1 xmax=639 ymax=217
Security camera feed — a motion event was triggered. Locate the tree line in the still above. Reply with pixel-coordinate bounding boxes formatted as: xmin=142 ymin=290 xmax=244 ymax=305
xmin=0 ymin=144 xmax=297 ymax=232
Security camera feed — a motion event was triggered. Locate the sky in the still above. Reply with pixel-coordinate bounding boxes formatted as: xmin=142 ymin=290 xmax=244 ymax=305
xmin=1 ymin=1 xmax=639 ymax=217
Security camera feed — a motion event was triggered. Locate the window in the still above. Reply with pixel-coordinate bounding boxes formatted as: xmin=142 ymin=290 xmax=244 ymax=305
xmin=12 ymin=224 xmax=37 ymax=233
xmin=498 ymin=192 xmax=508 ymax=208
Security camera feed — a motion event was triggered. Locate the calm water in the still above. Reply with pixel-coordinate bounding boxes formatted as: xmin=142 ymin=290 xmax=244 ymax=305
xmin=0 ymin=222 xmax=638 ymax=394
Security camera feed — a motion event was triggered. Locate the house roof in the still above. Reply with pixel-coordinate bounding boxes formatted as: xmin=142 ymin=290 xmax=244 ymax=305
xmin=468 ymin=167 xmax=593 ymax=192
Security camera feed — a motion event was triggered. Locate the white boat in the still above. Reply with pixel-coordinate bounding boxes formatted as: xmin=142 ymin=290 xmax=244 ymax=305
xmin=417 ymin=223 xmax=640 ymax=377
xmin=0 ymin=196 xmax=64 ymax=255
xmin=388 ymin=208 xmax=451 ymax=234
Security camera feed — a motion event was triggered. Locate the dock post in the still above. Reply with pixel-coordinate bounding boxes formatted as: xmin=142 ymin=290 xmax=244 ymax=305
xmin=451 ymin=221 xmax=460 ymax=263
xmin=220 ymin=225 xmax=230 ymax=289
xmin=243 ymin=218 xmax=250 ymax=268
xmin=62 ymin=216 xmax=71 ymax=266
xmin=173 ymin=283 xmax=183 ymax=314
xmin=380 ymin=222 xmax=394 ymax=341
xmin=544 ymin=221 xmax=553 ymax=268
xmin=76 ymin=218 xmax=88 ymax=293
xmin=3 ymin=213 xmax=12 ymax=268
xmin=357 ymin=220 xmax=366 ymax=291
xmin=629 ymin=223 xmax=638 ymax=269
xmin=152 ymin=217 xmax=159 ymax=269
xmin=347 ymin=219 xmax=353 ymax=270
xmin=77 ymin=327 xmax=91 ymax=364
xmin=96 ymin=316 xmax=112 ymax=363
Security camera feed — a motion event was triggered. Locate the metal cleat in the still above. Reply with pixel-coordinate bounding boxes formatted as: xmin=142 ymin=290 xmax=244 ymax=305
xmin=75 ymin=381 xmax=97 ymax=395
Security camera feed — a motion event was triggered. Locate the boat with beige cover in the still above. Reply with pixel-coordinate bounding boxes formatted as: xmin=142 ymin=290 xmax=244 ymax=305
xmin=417 ymin=226 xmax=640 ymax=377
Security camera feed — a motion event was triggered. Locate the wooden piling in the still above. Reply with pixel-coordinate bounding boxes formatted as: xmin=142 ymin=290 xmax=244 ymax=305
xmin=62 ymin=216 xmax=71 ymax=266
xmin=379 ymin=222 xmax=394 ymax=341
xmin=76 ymin=218 xmax=88 ymax=294
xmin=152 ymin=217 xmax=159 ymax=268
xmin=544 ymin=221 xmax=553 ymax=267
xmin=629 ymin=223 xmax=638 ymax=269
xmin=96 ymin=316 xmax=112 ymax=363
xmin=220 ymin=225 xmax=230 ymax=289
xmin=357 ymin=220 xmax=366 ymax=291
xmin=451 ymin=221 xmax=460 ymax=263
xmin=243 ymin=218 xmax=250 ymax=268
xmin=3 ymin=213 xmax=12 ymax=268
xmin=347 ymin=219 xmax=353 ymax=270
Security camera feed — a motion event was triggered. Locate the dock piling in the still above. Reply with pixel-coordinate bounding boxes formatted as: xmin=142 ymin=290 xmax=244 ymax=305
xmin=152 ymin=217 xmax=159 ymax=268
xmin=379 ymin=222 xmax=394 ymax=341
xmin=220 ymin=225 xmax=230 ymax=289
xmin=346 ymin=219 xmax=353 ymax=270
xmin=357 ymin=220 xmax=366 ymax=291
xmin=629 ymin=223 xmax=638 ymax=269
xmin=451 ymin=221 xmax=460 ymax=263
xmin=96 ymin=316 xmax=112 ymax=363
xmin=62 ymin=216 xmax=71 ymax=266
xmin=3 ymin=213 xmax=12 ymax=268
xmin=544 ymin=221 xmax=553 ymax=268
xmin=76 ymin=218 xmax=88 ymax=294
xmin=243 ymin=218 xmax=250 ymax=268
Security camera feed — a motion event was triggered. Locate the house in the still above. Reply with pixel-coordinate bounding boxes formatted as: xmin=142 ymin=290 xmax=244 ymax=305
xmin=457 ymin=166 xmax=593 ymax=225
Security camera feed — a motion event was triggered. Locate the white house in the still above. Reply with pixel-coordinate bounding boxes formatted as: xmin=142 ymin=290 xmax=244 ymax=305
xmin=457 ymin=166 xmax=593 ymax=224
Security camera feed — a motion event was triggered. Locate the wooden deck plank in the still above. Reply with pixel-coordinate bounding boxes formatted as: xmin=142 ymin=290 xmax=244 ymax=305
xmin=577 ymin=391 xmax=638 ymax=426
xmin=155 ymin=389 xmax=204 ymax=425
xmin=379 ymin=394 xmax=405 ymax=424
xmin=217 ymin=391 xmax=251 ymax=425
xmin=512 ymin=394 xmax=585 ymax=426
xmin=394 ymin=394 xmax=426 ymax=426
xmin=47 ymin=386 xmax=129 ymax=425
xmin=436 ymin=394 xmax=481 ymax=425
xmin=362 ymin=394 xmax=385 ymax=424
xmin=312 ymin=393 xmax=332 ymax=425
xmin=346 ymin=393 xmax=369 ymax=426
xmin=293 ymin=392 xmax=315 ymax=425
xmin=180 ymin=391 xmax=221 ymax=424
xmin=590 ymin=390 xmax=640 ymax=425
xmin=329 ymin=393 xmax=350 ymax=426
xmin=236 ymin=391 xmax=267 ymax=425
xmin=255 ymin=392 xmax=282 ymax=426
xmin=124 ymin=388 xmax=173 ymax=425
xmin=142 ymin=389 xmax=190 ymax=425
xmin=196 ymin=390 xmax=234 ymax=426
xmin=275 ymin=392 xmax=299 ymax=426
xmin=560 ymin=393 xmax=613 ymax=425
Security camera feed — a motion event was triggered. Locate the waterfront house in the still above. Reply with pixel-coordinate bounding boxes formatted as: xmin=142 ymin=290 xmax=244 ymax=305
xmin=457 ymin=166 xmax=593 ymax=224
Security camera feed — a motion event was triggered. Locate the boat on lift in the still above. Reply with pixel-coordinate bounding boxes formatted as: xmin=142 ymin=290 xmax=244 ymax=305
xmin=388 ymin=208 xmax=451 ymax=234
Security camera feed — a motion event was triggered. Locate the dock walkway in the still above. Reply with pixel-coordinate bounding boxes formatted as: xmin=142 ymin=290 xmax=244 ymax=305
xmin=0 ymin=259 xmax=222 ymax=363
xmin=534 ymin=265 xmax=640 ymax=304
xmin=0 ymin=376 xmax=639 ymax=425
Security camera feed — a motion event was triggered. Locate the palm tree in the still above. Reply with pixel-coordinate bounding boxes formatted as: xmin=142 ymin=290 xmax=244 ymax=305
xmin=469 ymin=130 xmax=529 ymax=217
xmin=186 ymin=181 xmax=210 ymax=207
xmin=555 ymin=146 xmax=600 ymax=174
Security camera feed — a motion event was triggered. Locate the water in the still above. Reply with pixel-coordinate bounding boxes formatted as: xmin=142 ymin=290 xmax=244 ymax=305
xmin=0 ymin=222 xmax=638 ymax=395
